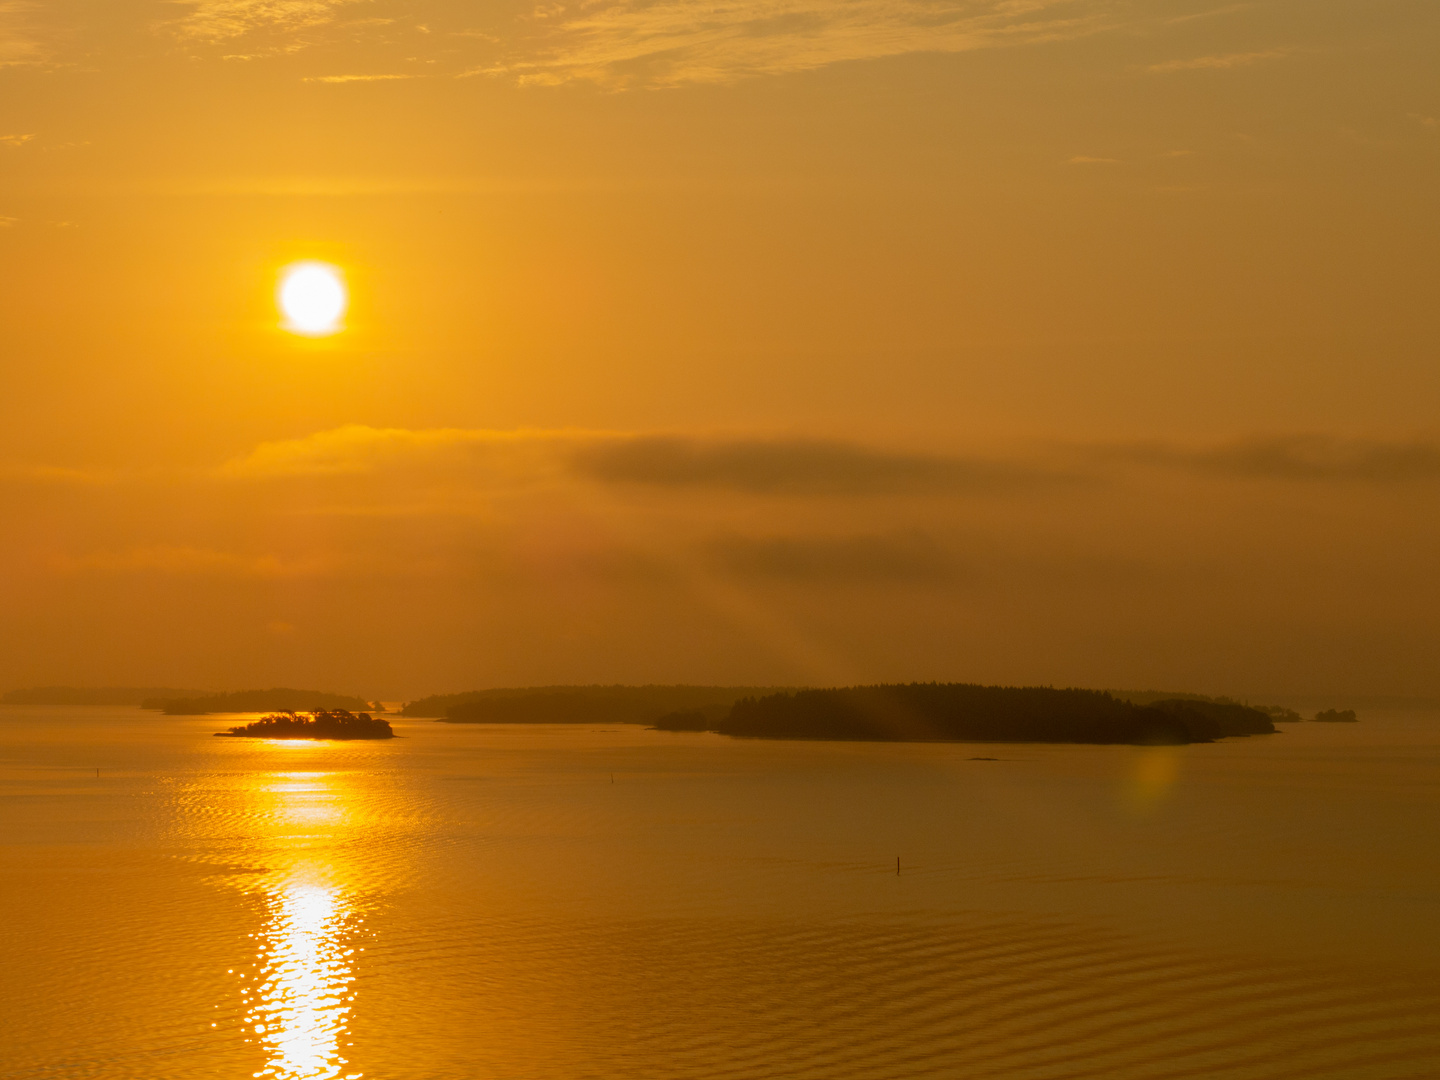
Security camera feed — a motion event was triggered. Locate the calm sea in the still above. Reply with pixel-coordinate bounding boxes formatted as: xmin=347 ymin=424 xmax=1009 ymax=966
xmin=3 ymin=708 xmax=1439 ymax=1079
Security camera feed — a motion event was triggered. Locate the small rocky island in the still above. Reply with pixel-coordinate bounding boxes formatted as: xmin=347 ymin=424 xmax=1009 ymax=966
xmin=214 ymin=710 xmax=396 ymax=740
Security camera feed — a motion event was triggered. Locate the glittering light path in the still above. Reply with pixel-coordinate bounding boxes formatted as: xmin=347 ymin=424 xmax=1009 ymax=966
xmin=247 ymin=882 xmax=360 ymax=1080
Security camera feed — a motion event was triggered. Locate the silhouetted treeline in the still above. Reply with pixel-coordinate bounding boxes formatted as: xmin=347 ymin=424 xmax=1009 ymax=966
xmin=403 ymin=685 xmax=795 ymax=724
xmin=1255 ymin=705 xmax=1306 ymax=723
xmin=1313 ymin=708 xmax=1359 ymax=723
xmin=1115 ymin=690 xmax=1353 ymax=724
xmin=1114 ymin=689 xmax=1292 ymax=717
xmin=1152 ymin=697 xmax=1277 ymax=735
xmin=215 ymin=710 xmax=395 ymax=740
xmin=146 ymin=688 xmax=371 ymax=715
xmin=1 ymin=686 xmax=206 ymax=707
xmin=1111 ymin=689 xmax=1234 ymax=707
xmin=697 ymin=684 xmax=1278 ymax=744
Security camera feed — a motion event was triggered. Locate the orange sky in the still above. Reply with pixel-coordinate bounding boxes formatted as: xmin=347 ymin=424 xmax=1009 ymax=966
xmin=1 ymin=0 xmax=1437 ymax=697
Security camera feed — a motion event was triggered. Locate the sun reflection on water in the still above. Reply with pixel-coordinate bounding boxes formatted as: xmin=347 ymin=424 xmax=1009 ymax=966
xmin=247 ymin=882 xmax=362 ymax=1080
xmin=239 ymin=769 xmax=363 ymax=1080
xmin=266 ymin=771 xmax=345 ymax=827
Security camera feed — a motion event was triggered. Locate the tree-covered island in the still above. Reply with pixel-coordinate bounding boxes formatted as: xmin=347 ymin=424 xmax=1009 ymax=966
xmin=405 ymin=684 xmax=793 ymax=723
xmin=656 ymin=684 xmax=1279 ymax=745
xmin=214 ymin=710 xmax=395 ymax=740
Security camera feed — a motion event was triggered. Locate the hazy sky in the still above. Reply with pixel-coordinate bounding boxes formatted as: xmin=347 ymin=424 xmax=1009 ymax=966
xmin=1 ymin=0 xmax=1437 ymax=697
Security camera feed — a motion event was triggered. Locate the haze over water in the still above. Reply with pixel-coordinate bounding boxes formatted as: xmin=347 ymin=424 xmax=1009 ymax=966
xmin=5 ymin=708 xmax=1440 ymax=1079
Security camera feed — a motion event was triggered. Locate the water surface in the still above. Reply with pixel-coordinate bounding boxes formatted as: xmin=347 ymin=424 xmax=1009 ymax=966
xmin=3 ymin=708 xmax=1439 ymax=1079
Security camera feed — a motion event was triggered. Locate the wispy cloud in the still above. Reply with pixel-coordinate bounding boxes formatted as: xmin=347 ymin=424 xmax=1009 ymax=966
xmin=169 ymin=0 xmax=363 ymax=43
xmin=0 ymin=1 xmax=44 ymax=67
xmin=0 ymin=132 xmax=35 ymax=147
xmin=1146 ymin=47 xmax=1290 ymax=73
xmin=145 ymin=0 xmax=1288 ymax=89
xmin=478 ymin=0 xmax=1123 ymax=88
xmin=303 ymin=72 xmax=419 ymax=82
xmin=1162 ymin=3 xmax=1248 ymax=25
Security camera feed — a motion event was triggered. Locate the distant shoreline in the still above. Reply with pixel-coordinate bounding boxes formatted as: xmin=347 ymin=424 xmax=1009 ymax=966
xmin=0 ymin=682 xmax=1372 ymax=743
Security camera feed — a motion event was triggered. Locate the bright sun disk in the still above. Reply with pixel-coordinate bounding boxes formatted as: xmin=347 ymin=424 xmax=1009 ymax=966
xmin=278 ymin=262 xmax=347 ymax=335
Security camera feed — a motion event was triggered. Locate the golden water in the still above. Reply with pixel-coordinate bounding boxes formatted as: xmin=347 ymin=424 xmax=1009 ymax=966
xmin=3 ymin=708 xmax=1440 ymax=1078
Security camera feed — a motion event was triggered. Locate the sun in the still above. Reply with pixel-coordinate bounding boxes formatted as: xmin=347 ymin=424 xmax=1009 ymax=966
xmin=278 ymin=262 xmax=347 ymax=336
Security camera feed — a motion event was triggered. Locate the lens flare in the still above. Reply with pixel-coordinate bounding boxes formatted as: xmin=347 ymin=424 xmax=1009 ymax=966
xmin=1124 ymin=745 xmax=1182 ymax=814
xmin=278 ymin=262 xmax=347 ymax=336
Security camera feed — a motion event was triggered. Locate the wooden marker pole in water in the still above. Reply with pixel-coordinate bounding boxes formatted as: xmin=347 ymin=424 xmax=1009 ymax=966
xmin=896 ymin=857 xmax=900 ymax=875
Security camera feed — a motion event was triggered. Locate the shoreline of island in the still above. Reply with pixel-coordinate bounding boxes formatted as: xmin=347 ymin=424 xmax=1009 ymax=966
xmin=213 ymin=710 xmax=396 ymax=741
xmin=0 ymin=681 xmax=1365 ymax=747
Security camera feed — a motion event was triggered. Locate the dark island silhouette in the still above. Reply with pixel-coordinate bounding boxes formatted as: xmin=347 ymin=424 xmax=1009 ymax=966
xmin=214 ymin=710 xmax=395 ymax=740
xmin=148 ymin=688 xmax=372 ymax=715
xmin=408 ymin=684 xmax=794 ymax=725
xmin=406 ymin=681 xmax=1321 ymax=743
xmin=1112 ymin=689 xmax=1309 ymax=723
xmin=1 ymin=686 xmax=207 ymax=707
xmin=0 ymin=680 xmax=1361 ymax=742
xmin=656 ymin=684 xmax=1279 ymax=744
xmin=1257 ymin=705 xmax=1307 ymax=723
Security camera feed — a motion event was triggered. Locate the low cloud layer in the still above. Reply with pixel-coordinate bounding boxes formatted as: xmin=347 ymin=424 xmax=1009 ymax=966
xmin=219 ymin=425 xmax=1065 ymax=497
xmin=1104 ymin=435 xmax=1440 ymax=483
xmin=571 ymin=434 xmax=1061 ymax=495
xmin=221 ymin=425 xmax=1440 ymax=493
xmin=7 ymin=426 xmax=1440 ymax=695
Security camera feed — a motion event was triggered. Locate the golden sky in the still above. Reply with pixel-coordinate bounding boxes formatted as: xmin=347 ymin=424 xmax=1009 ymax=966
xmin=1 ymin=0 xmax=1437 ymax=697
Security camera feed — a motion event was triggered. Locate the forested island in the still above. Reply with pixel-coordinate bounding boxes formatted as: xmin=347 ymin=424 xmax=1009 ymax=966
xmin=147 ymin=688 xmax=374 ymax=715
xmin=397 ymin=681 xmax=1367 ymax=743
xmin=0 ymin=680 xmax=1358 ymax=743
xmin=656 ymin=684 xmax=1280 ymax=745
xmin=408 ymin=685 xmax=792 ymax=725
xmin=1 ymin=686 xmax=205 ymax=706
xmin=215 ymin=710 xmax=395 ymax=740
